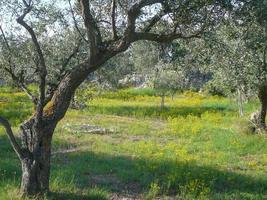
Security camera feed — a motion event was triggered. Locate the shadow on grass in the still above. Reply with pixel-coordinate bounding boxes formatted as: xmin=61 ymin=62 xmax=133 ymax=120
xmin=1 ymin=136 xmax=266 ymax=199
xmin=47 ymin=191 xmax=107 ymax=200
xmin=87 ymin=104 xmax=232 ymax=119
xmin=0 ymin=135 xmax=21 ymax=182
xmin=52 ymin=150 xmax=267 ymax=199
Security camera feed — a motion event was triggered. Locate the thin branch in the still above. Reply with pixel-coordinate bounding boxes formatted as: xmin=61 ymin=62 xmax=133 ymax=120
xmin=0 ymin=116 xmax=24 ymax=160
xmin=111 ymin=0 xmax=118 ymax=40
xmin=0 ymin=25 xmax=11 ymax=51
xmin=45 ymin=39 xmax=82 ymax=103
xmin=79 ymin=0 xmax=102 ymax=57
xmin=61 ymin=39 xmax=82 ymax=71
xmin=0 ymin=24 xmax=38 ymax=104
xmin=97 ymin=20 xmax=112 ymax=25
xmin=68 ymin=0 xmax=88 ymax=43
xmin=142 ymin=9 xmax=167 ymax=33
xmin=17 ymin=2 xmax=47 ymax=123
xmin=3 ymin=67 xmax=38 ymax=104
xmin=134 ymin=31 xmax=201 ymax=43
xmin=22 ymin=0 xmax=32 ymax=7
xmin=126 ymin=0 xmax=163 ymax=34
xmin=264 ymin=46 xmax=267 ymax=68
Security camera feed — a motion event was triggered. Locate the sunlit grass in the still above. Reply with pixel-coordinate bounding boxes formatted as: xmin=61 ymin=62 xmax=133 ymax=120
xmin=87 ymin=91 xmax=232 ymax=120
xmin=0 ymin=87 xmax=266 ymax=199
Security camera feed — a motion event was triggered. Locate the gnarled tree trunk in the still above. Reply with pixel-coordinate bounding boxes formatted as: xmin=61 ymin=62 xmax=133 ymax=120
xmin=258 ymin=85 xmax=267 ymax=129
xmin=19 ymin=120 xmax=56 ymax=195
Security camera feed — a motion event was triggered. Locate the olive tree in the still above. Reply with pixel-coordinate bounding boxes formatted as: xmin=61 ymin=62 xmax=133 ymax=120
xmin=202 ymin=0 xmax=267 ymax=128
xmin=240 ymin=0 xmax=267 ymax=128
xmin=153 ymin=61 xmax=188 ymax=109
xmin=0 ymin=0 xmax=234 ymax=196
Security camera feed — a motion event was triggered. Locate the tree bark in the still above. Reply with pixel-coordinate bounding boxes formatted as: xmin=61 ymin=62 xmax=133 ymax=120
xmin=17 ymin=54 xmax=113 ymax=196
xmin=237 ymin=88 xmax=244 ymax=117
xmin=160 ymin=94 xmax=165 ymax=110
xmin=19 ymin=120 xmax=55 ymax=195
xmin=258 ymin=86 xmax=267 ymax=129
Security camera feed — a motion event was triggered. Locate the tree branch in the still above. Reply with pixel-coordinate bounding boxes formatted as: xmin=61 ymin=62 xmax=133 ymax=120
xmin=142 ymin=9 xmax=167 ymax=33
xmin=3 ymin=67 xmax=38 ymax=104
xmin=45 ymin=39 xmax=82 ymax=103
xmin=264 ymin=46 xmax=267 ymax=69
xmin=126 ymin=0 xmax=163 ymax=35
xmin=68 ymin=0 xmax=88 ymax=43
xmin=16 ymin=1 xmax=47 ymax=123
xmin=79 ymin=0 xmax=102 ymax=57
xmin=0 ymin=117 xmax=24 ymax=160
xmin=111 ymin=0 xmax=118 ymax=40
xmin=134 ymin=31 xmax=201 ymax=43
xmin=0 ymin=24 xmax=38 ymax=104
xmin=61 ymin=39 xmax=82 ymax=72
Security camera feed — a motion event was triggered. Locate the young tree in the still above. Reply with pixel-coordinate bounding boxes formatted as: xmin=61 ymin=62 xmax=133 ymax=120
xmin=0 ymin=0 xmax=234 ymax=196
xmin=152 ymin=61 xmax=188 ymax=109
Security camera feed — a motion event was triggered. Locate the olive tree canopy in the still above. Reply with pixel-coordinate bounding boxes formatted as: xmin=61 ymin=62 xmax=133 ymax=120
xmin=0 ymin=0 xmax=238 ymax=196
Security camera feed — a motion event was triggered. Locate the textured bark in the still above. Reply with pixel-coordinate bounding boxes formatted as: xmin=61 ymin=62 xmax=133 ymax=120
xmin=20 ymin=154 xmax=50 ymax=195
xmin=20 ymin=120 xmax=55 ymax=195
xmin=17 ymin=53 xmax=116 ymax=196
xmin=258 ymin=86 xmax=267 ymax=129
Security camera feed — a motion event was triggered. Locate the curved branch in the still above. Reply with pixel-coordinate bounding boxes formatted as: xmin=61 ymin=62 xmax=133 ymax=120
xmin=0 ymin=117 xmax=24 ymax=160
xmin=126 ymin=0 xmax=163 ymax=34
xmin=264 ymin=46 xmax=267 ymax=68
xmin=17 ymin=2 xmax=47 ymax=123
xmin=142 ymin=9 xmax=167 ymax=33
xmin=44 ymin=39 xmax=82 ymax=103
xmin=0 ymin=24 xmax=38 ymax=104
xmin=111 ymin=0 xmax=118 ymax=40
xmin=3 ymin=67 xmax=38 ymax=104
xmin=134 ymin=31 xmax=201 ymax=43
xmin=79 ymin=0 xmax=102 ymax=57
xmin=68 ymin=0 xmax=88 ymax=43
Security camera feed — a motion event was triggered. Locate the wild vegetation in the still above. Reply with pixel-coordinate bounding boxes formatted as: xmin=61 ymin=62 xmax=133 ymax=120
xmin=0 ymin=87 xmax=266 ymax=199
xmin=0 ymin=0 xmax=267 ymax=199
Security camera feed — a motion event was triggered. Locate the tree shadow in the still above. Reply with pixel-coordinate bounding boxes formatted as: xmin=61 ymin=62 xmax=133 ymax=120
xmin=52 ymin=150 xmax=267 ymax=199
xmin=0 ymin=135 xmax=21 ymax=183
xmin=87 ymin=104 xmax=231 ymax=119
xmin=1 ymin=134 xmax=266 ymax=199
xmin=48 ymin=191 xmax=107 ymax=200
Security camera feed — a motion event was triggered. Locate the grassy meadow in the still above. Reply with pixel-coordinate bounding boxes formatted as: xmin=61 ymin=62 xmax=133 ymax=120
xmin=0 ymin=87 xmax=266 ymax=199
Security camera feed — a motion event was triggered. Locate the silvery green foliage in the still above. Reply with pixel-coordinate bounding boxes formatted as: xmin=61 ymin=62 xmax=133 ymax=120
xmin=200 ymin=0 xmax=267 ymax=95
xmin=205 ymin=20 xmax=267 ymax=95
xmin=152 ymin=60 xmax=188 ymax=96
xmin=93 ymin=50 xmax=134 ymax=89
xmin=177 ymin=13 xmax=267 ymax=97
xmin=0 ymin=0 xmax=239 ymax=91
xmin=91 ymin=41 xmax=159 ymax=89
xmin=0 ymin=0 xmax=80 ymax=85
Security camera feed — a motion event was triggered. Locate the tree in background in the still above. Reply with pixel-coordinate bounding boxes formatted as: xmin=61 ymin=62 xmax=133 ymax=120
xmin=201 ymin=0 xmax=267 ymax=129
xmin=152 ymin=61 xmax=188 ymax=109
xmin=241 ymin=0 xmax=267 ymax=129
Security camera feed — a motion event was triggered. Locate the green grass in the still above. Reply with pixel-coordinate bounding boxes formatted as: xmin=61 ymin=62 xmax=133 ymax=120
xmin=0 ymin=87 xmax=266 ymax=199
